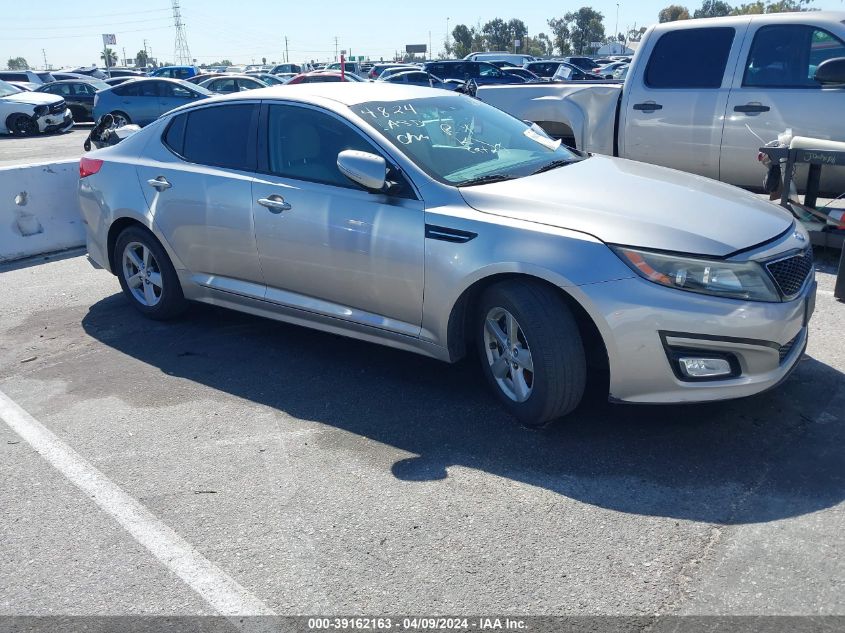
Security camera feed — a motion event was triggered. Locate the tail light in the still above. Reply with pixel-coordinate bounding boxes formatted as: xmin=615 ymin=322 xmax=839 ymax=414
xmin=79 ymin=157 xmax=103 ymax=178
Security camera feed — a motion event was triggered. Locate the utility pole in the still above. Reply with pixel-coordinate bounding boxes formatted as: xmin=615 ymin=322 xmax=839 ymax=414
xmin=334 ymin=36 xmax=339 ymax=62
xmin=41 ymin=48 xmax=48 ymax=70
xmin=122 ymin=47 xmax=127 ymax=67
xmin=285 ymin=36 xmax=289 ymax=63
xmin=446 ymin=17 xmax=450 ymax=54
xmin=429 ymin=31 xmax=432 ymax=61
xmin=615 ymin=3 xmax=620 ymax=53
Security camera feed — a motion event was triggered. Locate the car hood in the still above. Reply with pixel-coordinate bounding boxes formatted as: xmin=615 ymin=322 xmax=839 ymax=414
xmin=2 ymin=92 xmax=62 ymax=106
xmin=458 ymin=155 xmax=793 ymax=257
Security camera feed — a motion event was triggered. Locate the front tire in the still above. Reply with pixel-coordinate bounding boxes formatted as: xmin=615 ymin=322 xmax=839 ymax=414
xmin=6 ymin=113 xmax=37 ymax=136
xmin=476 ymin=280 xmax=586 ymax=428
xmin=114 ymin=226 xmax=187 ymax=320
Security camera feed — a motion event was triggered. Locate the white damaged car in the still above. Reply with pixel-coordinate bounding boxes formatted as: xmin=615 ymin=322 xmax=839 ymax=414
xmin=0 ymin=79 xmax=73 ymax=135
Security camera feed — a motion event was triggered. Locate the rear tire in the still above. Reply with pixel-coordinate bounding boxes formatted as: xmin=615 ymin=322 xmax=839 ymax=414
xmin=110 ymin=111 xmax=131 ymax=126
xmin=476 ymin=280 xmax=586 ymax=428
xmin=114 ymin=226 xmax=187 ymax=320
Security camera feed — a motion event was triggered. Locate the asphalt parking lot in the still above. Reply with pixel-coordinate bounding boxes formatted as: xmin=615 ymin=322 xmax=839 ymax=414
xmin=0 ymin=247 xmax=843 ymax=620
xmin=0 ymin=125 xmax=91 ymax=168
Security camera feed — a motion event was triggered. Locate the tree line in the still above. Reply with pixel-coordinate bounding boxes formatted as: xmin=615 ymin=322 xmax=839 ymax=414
xmin=447 ymin=0 xmax=815 ymax=58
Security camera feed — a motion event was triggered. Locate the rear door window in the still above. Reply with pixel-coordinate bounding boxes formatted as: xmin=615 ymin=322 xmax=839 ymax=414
xmin=179 ymin=104 xmax=257 ymax=170
xmin=743 ymin=25 xmax=845 ymax=87
xmin=645 ymin=27 xmax=735 ymax=88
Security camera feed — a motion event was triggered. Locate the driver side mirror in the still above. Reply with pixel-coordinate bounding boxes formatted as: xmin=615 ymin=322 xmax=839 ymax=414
xmin=337 ymin=150 xmax=388 ymax=192
xmin=815 ymin=57 xmax=845 ymax=85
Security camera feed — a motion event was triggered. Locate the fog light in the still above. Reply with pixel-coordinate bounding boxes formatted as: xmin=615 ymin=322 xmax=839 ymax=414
xmin=678 ymin=357 xmax=732 ymax=378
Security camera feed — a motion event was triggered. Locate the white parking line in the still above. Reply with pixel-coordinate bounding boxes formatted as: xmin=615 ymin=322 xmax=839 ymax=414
xmin=0 ymin=388 xmax=275 ymax=617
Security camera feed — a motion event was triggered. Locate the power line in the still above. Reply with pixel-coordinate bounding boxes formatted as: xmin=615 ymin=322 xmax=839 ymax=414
xmin=12 ymin=8 xmax=171 ymax=21
xmin=11 ymin=18 xmax=173 ymax=31
xmin=3 ymin=26 xmax=172 ymax=41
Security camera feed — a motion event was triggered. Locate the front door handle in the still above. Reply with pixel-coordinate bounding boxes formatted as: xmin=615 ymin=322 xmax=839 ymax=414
xmin=258 ymin=195 xmax=292 ymax=213
xmin=146 ymin=176 xmax=171 ymax=191
xmin=633 ymin=101 xmax=663 ymax=112
xmin=734 ymin=103 xmax=770 ymax=114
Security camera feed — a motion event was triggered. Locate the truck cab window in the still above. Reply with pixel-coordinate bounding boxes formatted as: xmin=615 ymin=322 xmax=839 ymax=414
xmin=744 ymin=25 xmax=845 ymax=88
xmin=645 ymin=27 xmax=735 ymax=89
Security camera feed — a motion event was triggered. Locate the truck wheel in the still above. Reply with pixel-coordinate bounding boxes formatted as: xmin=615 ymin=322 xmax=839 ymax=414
xmin=476 ymin=280 xmax=586 ymax=428
xmin=6 ymin=114 xmax=37 ymax=136
xmin=114 ymin=226 xmax=187 ymax=320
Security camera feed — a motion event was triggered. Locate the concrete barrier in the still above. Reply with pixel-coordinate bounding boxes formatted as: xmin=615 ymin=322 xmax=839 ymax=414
xmin=0 ymin=160 xmax=84 ymax=263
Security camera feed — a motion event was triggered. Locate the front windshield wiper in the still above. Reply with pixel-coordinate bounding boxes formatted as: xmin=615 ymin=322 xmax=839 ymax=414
xmin=530 ymin=159 xmax=578 ymax=175
xmin=456 ymin=173 xmax=516 ymax=187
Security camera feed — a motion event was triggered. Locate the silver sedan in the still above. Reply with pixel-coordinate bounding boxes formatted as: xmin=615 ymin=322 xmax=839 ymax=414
xmin=78 ymin=84 xmax=816 ymax=427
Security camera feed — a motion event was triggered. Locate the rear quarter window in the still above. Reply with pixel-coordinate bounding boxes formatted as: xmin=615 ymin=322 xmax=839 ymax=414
xmin=645 ymin=27 xmax=735 ymax=89
xmin=179 ymin=104 xmax=257 ymax=170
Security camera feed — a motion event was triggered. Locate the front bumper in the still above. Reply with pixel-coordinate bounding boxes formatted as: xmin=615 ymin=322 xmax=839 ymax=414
xmin=36 ymin=108 xmax=73 ymax=133
xmin=579 ymin=274 xmax=816 ymax=404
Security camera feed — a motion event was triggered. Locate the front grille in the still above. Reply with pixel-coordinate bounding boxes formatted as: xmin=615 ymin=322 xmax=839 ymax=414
xmin=766 ymin=248 xmax=813 ymax=298
xmin=49 ymin=100 xmax=65 ymax=114
xmin=778 ymin=333 xmax=800 ymax=364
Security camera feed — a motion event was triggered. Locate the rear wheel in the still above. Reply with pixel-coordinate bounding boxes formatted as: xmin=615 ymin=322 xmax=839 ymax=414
xmin=476 ymin=280 xmax=586 ymax=428
xmin=69 ymin=105 xmax=89 ymax=123
xmin=114 ymin=226 xmax=187 ymax=320
xmin=110 ymin=111 xmax=131 ymax=127
xmin=6 ymin=113 xmax=37 ymax=136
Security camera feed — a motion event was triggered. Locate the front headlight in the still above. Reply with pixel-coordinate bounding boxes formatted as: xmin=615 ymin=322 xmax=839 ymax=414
xmin=33 ymin=105 xmax=48 ymax=116
xmin=612 ymin=246 xmax=780 ymax=302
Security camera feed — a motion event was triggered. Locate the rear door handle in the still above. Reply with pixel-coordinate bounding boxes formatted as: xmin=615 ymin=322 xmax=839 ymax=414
xmin=146 ymin=176 xmax=171 ymax=191
xmin=633 ymin=102 xmax=662 ymax=112
xmin=734 ymin=103 xmax=770 ymax=114
xmin=258 ymin=195 xmax=292 ymax=213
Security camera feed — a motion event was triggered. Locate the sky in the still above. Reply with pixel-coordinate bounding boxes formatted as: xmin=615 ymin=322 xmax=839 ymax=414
xmin=5 ymin=0 xmax=845 ymax=68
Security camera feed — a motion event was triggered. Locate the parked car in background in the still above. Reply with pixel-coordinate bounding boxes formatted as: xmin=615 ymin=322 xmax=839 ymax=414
xmin=70 ymin=66 xmax=108 ymax=80
xmin=423 ymin=61 xmax=525 ymax=85
xmin=225 ymin=66 xmax=247 ymax=74
xmin=378 ymin=66 xmax=422 ymax=81
xmin=286 ymin=71 xmax=364 ymax=84
xmin=0 ymin=79 xmax=72 ymax=135
xmin=523 ymin=61 xmax=563 ymax=78
xmin=149 ymin=66 xmax=200 ymax=80
xmin=368 ymin=63 xmax=416 ymax=80
xmin=464 ymin=52 xmax=538 ymax=66
xmin=268 ymin=63 xmax=303 ymax=75
xmin=477 ymin=11 xmax=845 ymax=194
xmin=79 ymin=83 xmax=816 ymax=427
xmin=245 ymin=72 xmax=286 ymax=85
xmin=7 ymin=81 xmax=39 ymax=92
xmin=325 ymin=62 xmax=366 ymax=77
xmin=0 ymin=70 xmax=56 ymax=85
xmin=551 ymin=62 xmax=605 ymax=82
xmin=500 ymin=67 xmax=542 ymax=82
xmin=35 ymin=79 xmax=110 ymax=122
xmin=379 ymin=71 xmax=461 ymax=90
xmin=186 ymin=73 xmax=226 ymax=85
xmin=199 ymin=75 xmax=268 ymax=93
xmin=562 ymin=56 xmax=600 ymax=72
xmin=50 ymin=72 xmax=95 ymax=81
xmin=103 ymin=68 xmax=144 ymax=78
xmin=104 ymin=77 xmax=137 ymax=87
xmin=613 ymin=64 xmax=630 ymax=80
xmin=92 ymin=78 xmax=212 ymax=126
xmin=592 ymin=61 xmax=628 ymax=78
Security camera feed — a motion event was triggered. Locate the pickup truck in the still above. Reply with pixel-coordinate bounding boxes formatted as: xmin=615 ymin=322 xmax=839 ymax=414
xmin=476 ymin=12 xmax=845 ymax=193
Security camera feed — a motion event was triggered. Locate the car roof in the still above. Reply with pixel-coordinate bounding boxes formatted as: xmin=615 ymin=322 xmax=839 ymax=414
xmin=165 ymin=83 xmax=457 ymax=116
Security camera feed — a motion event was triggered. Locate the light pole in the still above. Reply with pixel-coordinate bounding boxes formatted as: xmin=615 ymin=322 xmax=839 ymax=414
xmin=446 ymin=17 xmax=450 ymax=54
xmin=615 ymin=3 xmax=620 ymax=54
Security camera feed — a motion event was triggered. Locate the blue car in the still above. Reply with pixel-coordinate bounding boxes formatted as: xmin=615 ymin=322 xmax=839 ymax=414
xmin=93 ymin=78 xmax=212 ymax=127
xmin=148 ymin=65 xmax=200 ymax=80
xmin=379 ymin=71 xmax=462 ymax=90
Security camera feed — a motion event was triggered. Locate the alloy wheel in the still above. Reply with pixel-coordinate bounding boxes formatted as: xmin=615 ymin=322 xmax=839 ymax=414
xmin=122 ymin=241 xmax=163 ymax=307
xmin=483 ymin=307 xmax=535 ymax=402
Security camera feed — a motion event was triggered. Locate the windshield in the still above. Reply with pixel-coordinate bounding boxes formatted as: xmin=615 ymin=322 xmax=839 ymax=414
xmin=353 ymin=96 xmax=582 ymax=186
xmin=0 ymin=80 xmax=21 ymax=96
